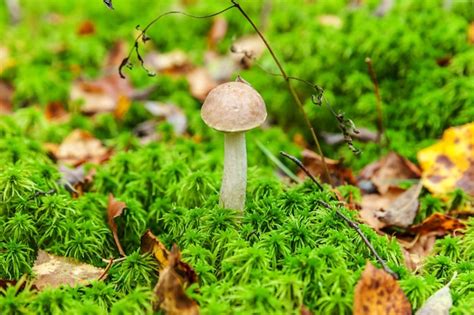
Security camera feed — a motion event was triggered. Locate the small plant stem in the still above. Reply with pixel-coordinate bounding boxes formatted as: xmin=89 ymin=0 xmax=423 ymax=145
xmin=232 ymin=0 xmax=333 ymax=186
xmin=101 ymin=256 xmax=127 ymax=264
xmin=280 ymin=151 xmax=398 ymax=279
xmin=98 ymin=258 xmax=114 ymax=281
xmin=256 ymin=141 xmax=301 ymax=183
xmin=279 ymin=152 xmax=322 ymax=190
xmin=365 ymin=57 xmax=386 ymax=145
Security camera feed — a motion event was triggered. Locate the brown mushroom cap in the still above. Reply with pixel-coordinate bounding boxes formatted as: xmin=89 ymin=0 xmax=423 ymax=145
xmin=201 ymin=82 xmax=267 ymax=132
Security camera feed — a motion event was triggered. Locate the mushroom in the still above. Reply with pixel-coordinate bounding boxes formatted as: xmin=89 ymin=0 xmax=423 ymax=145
xmin=201 ymin=80 xmax=267 ymax=211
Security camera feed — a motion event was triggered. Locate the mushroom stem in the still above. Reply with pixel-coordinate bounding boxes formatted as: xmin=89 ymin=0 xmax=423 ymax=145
xmin=220 ymin=132 xmax=247 ymax=211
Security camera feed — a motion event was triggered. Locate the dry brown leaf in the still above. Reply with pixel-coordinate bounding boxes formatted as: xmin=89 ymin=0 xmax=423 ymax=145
xmin=186 ymin=68 xmax=218 ymax=101
xmin=0 ymin=80 xmax=14 ymax=114
xmin=144 ymin=50 xmax=192 ymax=75
xmin=298 ymin=149 xmax=357 ymax=186
xmin=399 ymin=234 xmax=437 ymax=271
xmin=141 ymin=230 xmax=198 ymax=284
xmin=32 ymin=250 xmax=104 ymax=290
xmin=153 ymin=244 xmax=199 ymax=315
xmin=409 ymin=213 xmax=465 ymax=236
xmin=359 ymin=152 xmax=421 ymax=194
xmin=378 ymin=181 xmax=423 ymax=228
xmin=353 ymin=262 xmax=412 ymax=315
xmin=107 ymin=194 xmax=127 ymax=256
xmin=45 ymin=101 xmax=69 ymax=122
xmin=230 ymin=35 xmax=266 ymax=68
xmin=417 ymin=123 xmax=474 ymax=196
xmin=77 ymin=20 xmax=95 ymax=36
xmin=113 ymin=95 xmax=132 ymax=120
xmin=207 ymin=17 xmax=228 ymax=50
xmin=46 ymin=129 xmax=111 ymax=166
xmin=141 ymin=230 xmax=170 ymax=269
xmin=360 ymin=187 xmax=405 ymax=230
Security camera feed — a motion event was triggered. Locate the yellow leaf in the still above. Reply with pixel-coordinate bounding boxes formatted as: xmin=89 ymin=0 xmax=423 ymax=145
xmin=417 ymin=123 xmax=474 ymax=196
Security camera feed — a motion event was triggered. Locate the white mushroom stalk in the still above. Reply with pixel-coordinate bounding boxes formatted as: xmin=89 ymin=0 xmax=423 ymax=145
xmin=221 ymin=132 xmax=247 ymax=210
xmin=201 ymin=80 xmax=267 ymax=212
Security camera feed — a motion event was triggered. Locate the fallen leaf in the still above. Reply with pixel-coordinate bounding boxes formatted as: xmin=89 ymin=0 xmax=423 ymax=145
xmin=300 ymin=305 xmax=313 ymax=315
xmin=144 ymin=50 xmax=192 ymax=75
xmin=144 ymin=101 xmax=187 ymax=135
xmin=113 ymin=95 xmax=132 ymax=120
xmin=299 ymin=149 xmax=357 ymax=186
xmin=32 ymin=250 xmax=104 ymax=290
xmin=77 ymin=20 xmax=95 ymax=36
xmin=353 ymin=262 xmax=412 ymax=315
xmin=399 ymin=234 xmax=437 ymax=271
xmin=415 ymin=273 xmax=455 ymax=315
xmin=207 ymin=17 xmax=228 ymax=50
xmin=378 ymin=181 xmax=423 ymax=228
xmin=409 ymin=213 xmax=465 ymax=236
xmin=107 ymin=194 xmax=127 ymax=256
xmin=45 ymin=102 xmax=69 ymax=122
xmin=0 ymin=80 xmax=14 ymax=114
xmin=359 ymin=152 xmax=421 ymax=194
xmin=230 ymin=35 xmax=266 ymax=68
xmin=46 ymin=129 xmax=112 ymax=166
xmin=360 ymin=187 xmax=405 ymax=230
xmin=141 ymin=230 xmax=198 ymax=284
xmin=153 ymin=244 xmax=199 ymax=315
xmin=468 ymin=22 xmax=474 ymax=45
xmin=185 ymin=68 xmax=218 ymax=101
xmin=417 ymin=123 xmax=474 ymax=196
xmin=133 ymin=120 xmax=161 ymax=145
xmin=141 ymin=230 xmax=170 ymax=269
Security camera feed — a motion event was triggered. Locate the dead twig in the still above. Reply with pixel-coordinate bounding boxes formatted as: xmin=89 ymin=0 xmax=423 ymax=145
xmin=365 ymin=57 xmax=386 ymax=145
xmin=280 ymin=151 xmax=398 ymax=279
xmin=98 ymin=258 xmax=114 ymax=281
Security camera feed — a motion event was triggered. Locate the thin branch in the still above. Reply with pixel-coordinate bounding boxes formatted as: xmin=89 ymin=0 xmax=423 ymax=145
xmin=365 ymin=57 xmax=385 ymax=145
xmin=280 ymin=151 xmax=323 ymax=190
xmin=98 ymin=258 xmax=114 ymax=281
xmin=281 ymin=150 xmax=398 ymax=279
xmin=101 ymin=256 xmax=127 ymax=264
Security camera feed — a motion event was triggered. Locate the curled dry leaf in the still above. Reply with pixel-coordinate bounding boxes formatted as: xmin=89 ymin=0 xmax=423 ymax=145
xmin=32 ymin=250 xmax=105 ymax=290
xmin=399 ymin=234 xmax=437 ymax=271
xmin=153 ymin=245 xmax=199 ymax=315
xmin=360 ymin=186 xmax=405 ymax=230
xmin=141 ymin=230 xmax=198 ymax=284
xmin=46 ymin=129 xmax=112 ymax=166
xmin=299 ymin=149 xmax=357 ymax=186
xmin=107 ymin=194 xmax=127 ymax=256
xmin=415 ymin=273 xmax=456 ymax=315
xmin=359 ymin=152 xmax=421 ymax=194
xmin=409 ymin=213 xmax=465 ymax=236
xmin=378 ymin=181 xmax=423 ymax=228
xmin=353 ymin=262 xmax=412 ymax=315
xmin=417 ymin=122 xmax=474 ymax=196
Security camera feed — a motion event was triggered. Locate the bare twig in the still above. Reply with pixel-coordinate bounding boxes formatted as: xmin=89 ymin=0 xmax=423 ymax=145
xmin=101 ymin=256 xmax=127 ymax=264
xmin=98 ymin=258 xmax=114 ymax=281
xmin=280 ymin=150 xmax=398 ymax=279
xmin=365 ymin=57 xmax=386 ymax=145
xmin=280 ymin=152 xmax=322 ymax=190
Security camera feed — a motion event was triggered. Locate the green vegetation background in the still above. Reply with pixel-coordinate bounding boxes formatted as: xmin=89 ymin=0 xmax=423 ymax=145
xmin=0 ymin=0 xmax=473 ymax=314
